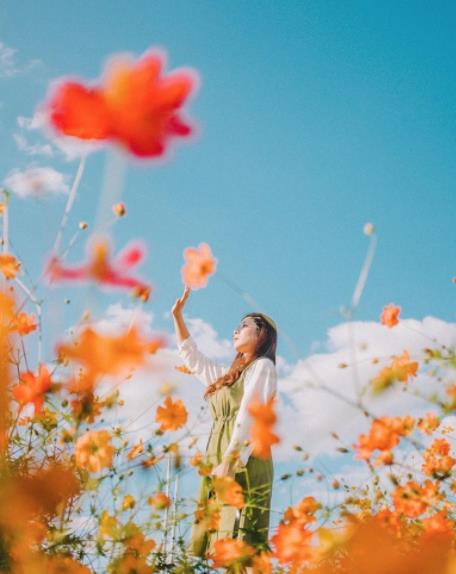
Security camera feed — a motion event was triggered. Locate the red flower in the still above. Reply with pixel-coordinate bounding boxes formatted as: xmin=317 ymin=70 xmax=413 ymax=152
xmin=45 ymin=50 xmax=198 ymax=158
xmin=47 ymin=237 xmax=151 ymax=299
xmin=12 ymin=364 xmax=52 ymax=416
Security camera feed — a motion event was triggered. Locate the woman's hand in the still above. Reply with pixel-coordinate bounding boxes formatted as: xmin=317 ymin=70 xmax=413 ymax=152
xmin=211 ymin=458 xmax=235 ymax=478
xmin=172 ymin=285 xmax=191 ymax=317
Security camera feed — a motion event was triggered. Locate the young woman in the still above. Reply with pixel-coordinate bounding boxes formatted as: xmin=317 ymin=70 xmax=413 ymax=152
xmin=172 ymin=286 xmax=278 ymax=561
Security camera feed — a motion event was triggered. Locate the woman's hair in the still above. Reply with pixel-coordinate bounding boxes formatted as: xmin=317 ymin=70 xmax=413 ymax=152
xmin=203 ymin=313 xmax=277 ymax=399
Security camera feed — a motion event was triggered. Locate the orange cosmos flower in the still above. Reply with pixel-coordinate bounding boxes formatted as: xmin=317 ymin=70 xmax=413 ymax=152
xmin=155 ymin=395 xmax=188 ymax=431
xmin=0 ymin=253 xmax=21 ymax=279
xmin=371 ymin=350 xmax=419 ymax=393
xmin=45 ymin=50 xmax=197 ymax=158
xmin=250 ymin=552 xmax=273 ymax=574
xmin=283 ymin=496 xmax=321 ymax=526
xmin=12 ymin=364 xmax=52 ymax=416
xmin=248 ymin=396 xmax=280 ymax=459
xmin=181 ymin=242 xmax=217 ymax=289
xmin=209 ymin=537 xmax=255 ymax=568
xmin=213 ymin=476 xmax=244 ymax=509
xmin=12 ymin=311 xmax=37 ymax=336
xmin=380 ymin=304 xmax=401 ymax=328
xmin=392 ymin=480 xmax=438 ymax=518
xmin=422 ymin=511 xmax=453 ymax=536
xmin=354 ymin=416 xmax=415 ymax=462
xmin=74 ymin=429 xmax=114 ymax=472
xmin=47 ymin=237 xmax=151 ymax=299
xmin=147 ymin=492 xmax=170 ymax=510
xmin=127 ymin=440 xmax=144 ymax=461
xmin=418 ymin=412 xmax=440 ymax=435
xmin=271 ymin=521 xmax=312 ymax=564
xmin=422 ymin=438 xmax=456 ymax=479
xmin=57 ymin=326 xmax=164 ymax=392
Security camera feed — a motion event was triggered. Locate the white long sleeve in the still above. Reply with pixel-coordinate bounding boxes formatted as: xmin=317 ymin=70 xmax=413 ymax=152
xmin=177 ymin=335 xmax=228 ymax=386
xmin=224 ymin=357 xmax=277 ymax=468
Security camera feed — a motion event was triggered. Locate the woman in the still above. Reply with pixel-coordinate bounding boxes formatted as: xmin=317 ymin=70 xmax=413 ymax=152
xmin=172 ymin=286 xmax=278 ymax=561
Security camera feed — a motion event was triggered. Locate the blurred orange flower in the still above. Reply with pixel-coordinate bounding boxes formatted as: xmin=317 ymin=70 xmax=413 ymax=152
xmin=12 ymin=364 xmax=52 ymax=416
xmin=209 ymin=537 xmax=255 ymax=568
xmin=46 ymin=50 xmax=197 ymax=158
xmin=371 ymin=350 xmax=418 ymax=392
xmin=147 ymin=491 xmax=170 ymax=510
xmin=418 ymin=412 xmax=440 ymax=435
xmin=74 ymin=429 xmax=114 ymax=472
xmin=392 ymin=480 xmax=439 ymax=518
xmin=181 ymin=242 xmax=217 ymax=289
xmin=283 ymin=496 xmax=321 ymax=526
xmin=12 ymin=311 xmax=37 ymax=336
xmin=271 ymin=520 xmax=312 ymax=564
xmin=380 ymin=304 xmax=401 ymax=327
xmin=47 ymin=237 xmax=151 ymax=299
xmin=354 ymin=416 xmax=415 ymax=463
xmin=248 ymin=396 xmax=280 ymax=458
xmin=127 ymin=440 xmax=144 ymax=461
xmin=213 ymin=476 xmax=244 ymax=509
xmin=155 ymin=395 xmax=188 ymax=431
xmin=0 ymin=253 xmax=21 ymax=279
xmin=57 ymin=326 xmax=163 ymax=392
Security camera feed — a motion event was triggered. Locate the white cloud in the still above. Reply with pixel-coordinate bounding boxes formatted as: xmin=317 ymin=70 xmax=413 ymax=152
xmin=13 ymin=133 xmax=54 ymax=158
xmin=16 ymin=109 xmax=102 ymax=162
xmin=0 ymin=41 xmax=42 ymax=78
xmin=3 ymin=166 xmax=69 ymax=199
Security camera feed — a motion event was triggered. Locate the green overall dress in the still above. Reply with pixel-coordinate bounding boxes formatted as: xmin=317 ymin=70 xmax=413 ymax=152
xmin=189 ymin=359 xmax=274 ymax=557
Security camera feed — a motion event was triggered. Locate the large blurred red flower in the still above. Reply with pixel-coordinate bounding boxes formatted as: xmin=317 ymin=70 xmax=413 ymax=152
xmin=44 ymin=50 xmax=198 ymax=158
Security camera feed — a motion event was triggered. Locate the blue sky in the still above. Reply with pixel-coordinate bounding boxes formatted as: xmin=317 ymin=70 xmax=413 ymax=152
xmin=1 ymin=0 xmax=456 ymax=543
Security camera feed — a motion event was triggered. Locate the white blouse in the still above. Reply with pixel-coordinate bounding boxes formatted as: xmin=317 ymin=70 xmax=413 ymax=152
xmin=177 ymin=335 xmax=277 ymax=468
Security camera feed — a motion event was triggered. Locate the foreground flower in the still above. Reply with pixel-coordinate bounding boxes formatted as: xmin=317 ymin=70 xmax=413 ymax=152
xmin=155 ymin=395 xmax=188 ymax=431
xmin=57 ymin=326 xmax=164 ymax=392
xmin=392 ymin=480 xmax=440 ymax=518
xmin=213 ymin=476 xmax=244 ymax=509
xmin=271 ymin=521 xmax=312 ymax=564
xmin=283 ymin=496 xmax=321 ymax=526
xmin=380 ymin=304 xmax=401 ymax=328
xmin=74 ymin=429 xmax=115 ymax=472
xmin=0 ymin=253 xmax=21 ymax=279
xmin=45 ymin=49 xmax=197 ymax=158
xmin=248 ymin=396 xmax=280 ymax=458
xmin=147 ymin=492 xmax=170 ymax=510
xmin=12 ymin=364 xmax=52 ymax=416
xmin=47 ymin=237 xmax=151 ymax=299
xmin=209 ymin=537 xmax=255 ymax=568
xmin=181 ymin=242 xmax=217 ymax=289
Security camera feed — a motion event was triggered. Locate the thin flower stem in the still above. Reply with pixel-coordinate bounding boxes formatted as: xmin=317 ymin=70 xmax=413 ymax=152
xmin=53 ymin=154 xmax=86 ymax=257
xmin=2 ymin=189 xmax=9 ymax=253
xmin=351 ymin=233 xmax=377 ymax=310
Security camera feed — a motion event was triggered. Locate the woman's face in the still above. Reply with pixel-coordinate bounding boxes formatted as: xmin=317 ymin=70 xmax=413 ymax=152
xmin=233 ymin=316 xmax=259 ymax=356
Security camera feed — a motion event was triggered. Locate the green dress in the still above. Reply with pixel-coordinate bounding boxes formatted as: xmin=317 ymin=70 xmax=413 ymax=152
xmin=189 ymin=359 xmax=274 ymax=557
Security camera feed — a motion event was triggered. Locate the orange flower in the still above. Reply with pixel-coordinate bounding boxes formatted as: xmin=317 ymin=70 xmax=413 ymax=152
xmin=418 ymin=412 xmax=440 ymax=435
xmin=422 ymin=511 xmax=453 ymax=536
xmin=155 ymin=395 xmax=188 ymax=431
xmin=250 ymin=551 xmax=273 ymax=574
xmin=175 ymin=363 xmax=193 ymax=374
xmin=127 ymin=440 xmax=144 ymax=461
xmin=354 ymin=416 xmax=415 ymax=462
xmin=213 ymin=476 xmax=244 ymax=509
xmin=422 ymin=438 xmax=456 ymax=479
xmin=46 ymin=50 xmax=197 ymax=158
xmin=12 ymin=311 xmax=37 ymax=336
xmin=47 ymin=237 xmax=151 ymax=298
xmin=0 ymin=253 xmax=21 ymax=279
xmin=271 ymin=521 xmax=312 ymax=564
xmin=115 ymin=554 xmax=154 ymax=574
xmin=248 ymin=397 xmax=280 ymax=458
xmin=393 ymin=480 xmax=433 ymax=518
xmin=57 ymin=326 xmax=163 ymax=392
xmin=181 ymin=242 xmax=217 ymax=289
xmin=283 ymin=496 xmax=320 ymax=526
xmin=12 ymin=364 xmax=52 ymax=416
xmin=194 ymin=496 xmax=221 ymax=531
xmin=147 ymin=492 xmax=170 ymax=510
xmin=209 ymin=537 xmax=255 ymax=568
xmin=380 ymin=304 xmax=401 ymax=328
xmin=371 ymin=350 xmax=418 ymax=392
xmin=74 ymin=429 xmax=114 ymax=472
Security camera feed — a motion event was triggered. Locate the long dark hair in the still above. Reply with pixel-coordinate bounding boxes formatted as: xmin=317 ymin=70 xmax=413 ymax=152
xmin=203 ymin=313 xmax=277 ymax=399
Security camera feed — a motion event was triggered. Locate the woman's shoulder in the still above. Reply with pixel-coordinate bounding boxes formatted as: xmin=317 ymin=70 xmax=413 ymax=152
xmin=249 ymin=356 xmax=276 ymax=375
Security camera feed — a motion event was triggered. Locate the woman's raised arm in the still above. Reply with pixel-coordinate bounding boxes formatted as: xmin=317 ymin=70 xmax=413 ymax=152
xmin=172 ymin=286 xmax=228 ymax=386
